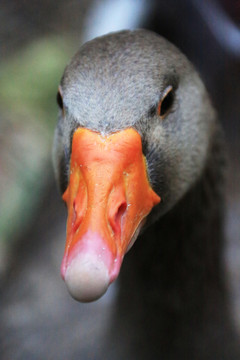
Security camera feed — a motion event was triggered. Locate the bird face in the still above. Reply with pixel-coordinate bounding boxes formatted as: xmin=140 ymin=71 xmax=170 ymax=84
xmin=53 ymin=30 xmax=215 ymax=302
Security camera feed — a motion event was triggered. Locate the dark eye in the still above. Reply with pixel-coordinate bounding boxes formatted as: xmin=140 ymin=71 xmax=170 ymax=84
xmin=157 ymin=86 xmax=174 ymax=118
xmin=57 ymin=90 xmax=63 ymax=110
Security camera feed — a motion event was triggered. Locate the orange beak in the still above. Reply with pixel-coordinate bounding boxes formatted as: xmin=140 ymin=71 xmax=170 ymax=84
xmin=61 ymin=128 xmax=160 ymax=302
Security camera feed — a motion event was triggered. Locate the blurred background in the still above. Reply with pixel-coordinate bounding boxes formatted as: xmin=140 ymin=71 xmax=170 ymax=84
xmin=0 ymin=0 xmax=239 ymax=359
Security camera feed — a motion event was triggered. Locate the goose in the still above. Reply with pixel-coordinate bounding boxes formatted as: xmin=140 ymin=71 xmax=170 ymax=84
xmin=53 ymin=30 xmax=239 ymax=358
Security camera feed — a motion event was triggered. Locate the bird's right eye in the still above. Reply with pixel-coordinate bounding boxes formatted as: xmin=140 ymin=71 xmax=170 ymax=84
xmin=57 ymin=90 xmax=64 ymax=110
xmin=157 ymin=85 xmax=174 ymax=119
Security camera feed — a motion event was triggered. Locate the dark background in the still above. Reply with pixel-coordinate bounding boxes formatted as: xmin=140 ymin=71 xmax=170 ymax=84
xmin=0 ymin=1 xmax=239 ymax=359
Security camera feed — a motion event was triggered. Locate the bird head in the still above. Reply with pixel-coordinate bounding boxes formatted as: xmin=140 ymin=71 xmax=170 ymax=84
xmin=53 ymin=30 xmax=215 ymax=302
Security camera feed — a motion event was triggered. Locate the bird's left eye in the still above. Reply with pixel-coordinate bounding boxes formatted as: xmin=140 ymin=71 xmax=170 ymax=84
xmin=57 ymin=90 xmax=64 ymax=110
xmin=157 ymin=86 xmax=174 ymax=118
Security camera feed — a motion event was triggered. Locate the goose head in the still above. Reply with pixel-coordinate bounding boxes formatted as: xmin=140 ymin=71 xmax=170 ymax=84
xmin=53 ymin=30 xmax=215 ymax=302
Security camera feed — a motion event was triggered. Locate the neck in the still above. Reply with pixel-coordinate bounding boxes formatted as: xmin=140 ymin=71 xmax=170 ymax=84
xmin=110 ymin=127 xmax=239 ymax=359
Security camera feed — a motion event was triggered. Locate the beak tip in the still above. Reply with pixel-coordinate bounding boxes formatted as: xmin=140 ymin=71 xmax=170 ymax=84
xmin=64 ymin=253 xmax=110 ymax=302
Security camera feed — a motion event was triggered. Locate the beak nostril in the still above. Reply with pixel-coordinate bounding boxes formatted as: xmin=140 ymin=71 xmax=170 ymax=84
xmin=72 ymin=200 xmax=77 ymax=228
xmin=115 ymin=202 xmax=127 ymax=225
xmin=110 ymin=201 xmax=127 ymax=236
xmin=72 ymin=199 xmax=83 ymax=232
